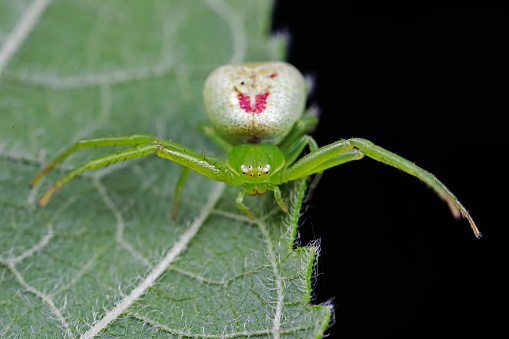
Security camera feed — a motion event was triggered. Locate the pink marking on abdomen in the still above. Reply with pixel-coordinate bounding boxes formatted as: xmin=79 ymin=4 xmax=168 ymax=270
xmin=238 ymin=91 xmax=270 ymax=114
xmin=254 ymin=92 xmax=269 ymax=113
xmin=238 ymin=93 xmax=252 ymax=112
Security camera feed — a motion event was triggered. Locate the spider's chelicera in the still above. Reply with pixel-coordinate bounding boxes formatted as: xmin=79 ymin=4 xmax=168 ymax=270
xmin=30 ymin=62 xmax=481 ymax=238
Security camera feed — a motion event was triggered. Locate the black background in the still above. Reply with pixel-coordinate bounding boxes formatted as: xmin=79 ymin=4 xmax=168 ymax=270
xmin=272 ymin=1 xmax=506 ymax=338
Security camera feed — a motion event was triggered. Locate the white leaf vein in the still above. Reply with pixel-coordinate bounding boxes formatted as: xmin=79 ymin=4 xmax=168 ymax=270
xmin=80 ymin=182 xmax=224 ymax=339
xmin=7 ymin=262 xmax=74 ymax=338
xmin=92 ymin=177 xmax=151 ymax=267
xmin=129 ymin=311 xmax=315 ymax=338
xmin=203 ymin=0 xmax=246 ymax=63
xmin=254 ymin=218 xmax=284 ymax=339
xmin=0 ymin=0 xmax=52 ymax=77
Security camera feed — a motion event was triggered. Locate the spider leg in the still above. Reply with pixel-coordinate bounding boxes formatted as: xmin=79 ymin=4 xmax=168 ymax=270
xmin=281 ymin=134 xmax=324 ymax=201
xmin=171 ymin=154 xmax=228 ymax=218
xmin=283 ymin=140 xmax=354 ymax=181
xmin=303 ymin=149 xmax=365 ymax=174
xmin=283 ymin=138 xmax=480 ymax=238
xmin=30 ymin=134 xmax=159 ymax=187
xmin=278 ymin=115 xmax=319 ymax=153
xmin=37 ymin=141 xmax=228 ymax=208
xmin=283 ymin=135 xmax=319 ymax=166
xmin=171 ymin=167 xmax=190 ymax=219
xmin=308 ymin=149 xmax=364 ymax=200
xmin=268 ymin=184 xmax=288 ymax=212
xmin=198 ymin=124 xmax=234 ymax=153
xmin=348 ymin=138 xmax=481 ymax=238
xmin=236 ymin=188 xmax=254 ymax=219
xmin=37 ymin=142 xmax=160 ymax=207
xmin=283 ymin=140 xmax=364 ymax=200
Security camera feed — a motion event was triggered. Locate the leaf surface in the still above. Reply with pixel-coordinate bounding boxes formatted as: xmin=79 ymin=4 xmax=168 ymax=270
xmin=0 ymin=0 xmax=330 ymax=337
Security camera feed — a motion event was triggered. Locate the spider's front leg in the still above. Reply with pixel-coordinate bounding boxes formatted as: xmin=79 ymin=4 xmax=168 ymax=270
xmin=347 ymin=138 xmax=481 ymax=238
xmin=30 ymin=134 xmax=160 ymax=188
xmin=283 ymin=140 xmax=363 ymax=181
xmin=32 ymin=137 xmax=229 ymax=209
xmin=283 ymin=138 xmax=481 ymax=238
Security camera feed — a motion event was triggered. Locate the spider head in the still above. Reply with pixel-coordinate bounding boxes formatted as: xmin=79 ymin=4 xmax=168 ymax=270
xmin=227 ymin=144 xmax=285 ymax=188
xmin=240 ymin=164 xmax=271 ymax=177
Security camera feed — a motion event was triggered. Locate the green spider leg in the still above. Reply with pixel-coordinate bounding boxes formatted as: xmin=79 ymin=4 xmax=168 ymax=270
xmin=278 ymin=115 xmax=319 ymax=153
xmin=171 ymin=167 xmax=190 ymax=218
xmin=162 ymin=123 xmax=233 ymax=217
xmin=170 ymin=153 xmax=228 ymax=218
xmin=31 ymin=136 xmax=228 ymax=209
xmin=269 ymin=184 xmax=288 ymax=212
xmin=198 ymin=123 xmax=234 ymax=153
xmin=234 ymin=184 xmax=287 ymax=220
xmin=236 ymin=188 xmax=253 ymax=219
xmin=277 ymin=115 xmax=325 ymax=200
xmin=29 ymin=134 xmax=159 ymax=188
xmin=280 ymin=134 xmax=324 ymax=200
xmin=283 ymin=138 xmax=481 ymax=239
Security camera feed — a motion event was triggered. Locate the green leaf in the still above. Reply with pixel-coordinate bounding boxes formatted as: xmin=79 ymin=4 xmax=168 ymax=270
xmin=0 ymin=0 xmax=330 ymax=337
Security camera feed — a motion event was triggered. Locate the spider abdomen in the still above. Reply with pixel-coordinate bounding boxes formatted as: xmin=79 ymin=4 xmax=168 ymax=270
xmin=203 ymin=62 xmax=306 ymax=145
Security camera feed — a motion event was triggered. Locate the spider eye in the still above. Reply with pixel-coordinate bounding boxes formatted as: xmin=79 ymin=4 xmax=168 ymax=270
xmin=250 ymin=173 xmax=253 ymax=177
xmin=258 ymin=173 xmax=261 ymax=176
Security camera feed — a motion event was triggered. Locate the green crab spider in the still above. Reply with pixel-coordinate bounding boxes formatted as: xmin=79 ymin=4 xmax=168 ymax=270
xmin=30 ymin=62 xmax=481 ymax=238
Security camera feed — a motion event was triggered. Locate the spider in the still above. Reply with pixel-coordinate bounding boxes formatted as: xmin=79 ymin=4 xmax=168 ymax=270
xmin=30 ymin=62 xmax=481 ymax=238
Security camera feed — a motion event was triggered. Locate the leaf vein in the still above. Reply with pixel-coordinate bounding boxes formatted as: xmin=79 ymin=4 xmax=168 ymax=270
xmin=0 ymin=0 xmax=52 ymax=77
xmin=202 ymin=0 xmax=246 ymax=63
xmin=7 ymin=262 xmax=74 ymax=338
xmin=80 ymin=182 xmax=224 ymax=339
xmin=169 ymin=264 xmax=266 ymax=285
xmin=129 ymin=311 xmax=317 ymax=338
xmin=254 ymin=218 xmax=284 ymax=339
xmin=92 ymin=177 xmax=151 ymax=267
